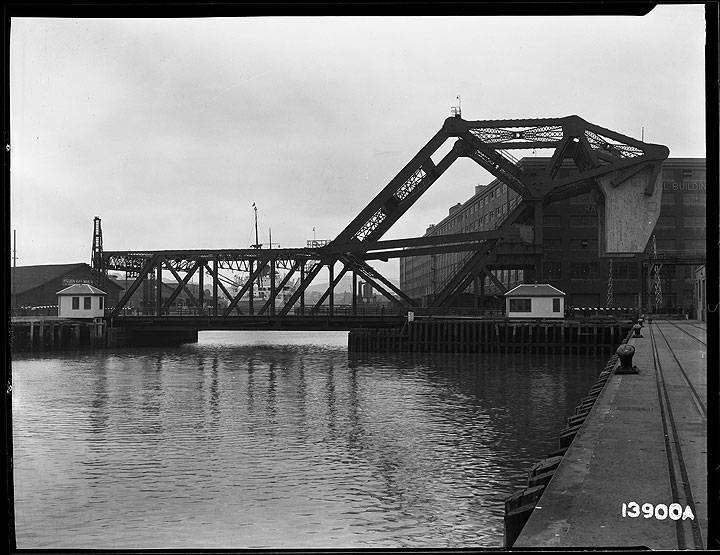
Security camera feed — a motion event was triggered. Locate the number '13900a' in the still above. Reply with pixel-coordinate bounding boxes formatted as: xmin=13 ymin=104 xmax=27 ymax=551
xmin=621 ymin=502 xmax=695 ymax=521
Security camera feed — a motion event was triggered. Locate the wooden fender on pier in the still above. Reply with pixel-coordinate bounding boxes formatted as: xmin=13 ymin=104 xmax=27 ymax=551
xmin=596 ymin=164 xmax=663 ymax=255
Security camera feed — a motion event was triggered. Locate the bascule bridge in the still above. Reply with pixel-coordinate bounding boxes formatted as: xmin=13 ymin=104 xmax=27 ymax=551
xmin=92 ymin=114 xmax=669 ymax=345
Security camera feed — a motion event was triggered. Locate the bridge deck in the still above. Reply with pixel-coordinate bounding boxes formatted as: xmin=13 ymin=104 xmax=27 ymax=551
xmin=109 ymin=314 xmax=408 ymax=331
xmin=514 ymin=319 xmax=707 ymax=549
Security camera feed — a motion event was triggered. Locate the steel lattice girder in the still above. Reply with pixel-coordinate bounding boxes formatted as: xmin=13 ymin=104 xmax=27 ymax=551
xmin=332 ymin=115 xmax=668 ymax=251
xmin=102 ymin=114 xmax=669 ymax=315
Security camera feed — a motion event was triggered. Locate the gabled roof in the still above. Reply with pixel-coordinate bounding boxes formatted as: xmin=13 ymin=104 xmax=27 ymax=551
xmin=505 ymin=283 xmax=565 ymax=297
xmin=11 ymin=263 xmax=89 ymax=295
xmin=56 ymin=284 xmax=107 ymax=296
xmin=11 ymin=263 xmax=122 ymax=295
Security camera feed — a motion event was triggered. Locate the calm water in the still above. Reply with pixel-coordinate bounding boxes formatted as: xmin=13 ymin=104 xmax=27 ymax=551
xmin=12 ymin=331 xmax=604 ymax=548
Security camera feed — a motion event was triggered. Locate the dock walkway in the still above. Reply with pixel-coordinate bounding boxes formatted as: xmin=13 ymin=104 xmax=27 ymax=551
xmin=514 ymin=319 xmax=707 ymax=549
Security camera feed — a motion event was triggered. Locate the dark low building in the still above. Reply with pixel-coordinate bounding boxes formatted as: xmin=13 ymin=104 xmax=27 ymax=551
xmin=11 ymin=263 xmax=123 ymax=310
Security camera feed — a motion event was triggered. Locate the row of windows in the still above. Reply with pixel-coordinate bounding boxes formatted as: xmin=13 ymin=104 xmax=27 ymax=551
xmin=434 ymin=205 xmax=509 ymax=235
xmin=544 ymin=262 xmax=639 ymax=280
xmin=509 ymin=298 xmax=561 ymax=312
xmin=71 ymin=296 xmax=103 ymax=310
xmin=432 ymin=183 xmax=519 ymax=235
xmin=657 ymin=215 xmax=706 ymax=228
xmin=660 ymin=194 xmax=705 ymax=206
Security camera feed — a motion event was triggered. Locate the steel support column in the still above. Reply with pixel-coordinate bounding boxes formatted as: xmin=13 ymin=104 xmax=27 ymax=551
xmin=156 ymin=257 xmax=163 ymax=316
xmin=213 ymin=257 xmax=218 ymax=317
xmin=270 ymin=257 xmax=276 ymax=316
xmin=352 ymin=271 xmax=357 ymax=315
xmin=329 ymin=263 xmax=334 ymax=315
xmin=249 ymin=259 xmax=254 ymax=315
xmin=300 ymin=261 xmax=305 ymax=315
xmin=198 ymin=262 xmax=204 ymax=312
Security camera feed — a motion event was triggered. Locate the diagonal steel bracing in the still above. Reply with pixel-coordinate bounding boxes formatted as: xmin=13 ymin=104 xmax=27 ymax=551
xmin=258 ymin=259 xmax=301 ymax=315
xmin=164 ymin=261 xmax=201 ymax=310
xmin=277 ymin=260 xmax=324 ymax=317
xmin=100 ymin=114 xmax=669 ymax=318
xmin=346 ymin=256 xmax=418 ymax=308
xmin=224 ymin=259 xmax=269 ymax=316
xmin=481 ymin=265 xmax=508 ymax=294
xmin=310 ymin=264 xmax=349 ymax=313
xmin=109 ymin=254 xmax=161 ymax=317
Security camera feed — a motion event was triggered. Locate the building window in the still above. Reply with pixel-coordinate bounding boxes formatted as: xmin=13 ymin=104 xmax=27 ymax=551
xmin=683 ymin=239 xmax=706 ymax=251
xmin=571 ymin=263 xmax=598 ymax=279
xmin=72 ymin=297 xmax=79 ymax=310
xmin=99 ymin=297 xmax=104 ymax=310
xmin=553 ymin=298 xmax=561 ymax=312
xmin=683 ymin=216 xmax=705 ymax=229
xmin=570 ymin=215 xmax=595 ymax=227
xmin=661 ymin=193 xmax=675 ymax=205
xmin=683 ymin=194 xmax=704 ymax=206
xmin=656 ymin=239 xmax=676 ymax=252
xmin=656 ymin=216 xmax=676 ymax=228
xmin=545 ymin=262 xmax=562 ymax=279
xmin=84 ymin=297 xmax=92 ymax=310
xmin=509 ymin=298 xmax=532 ymax=312
xmin=544 ymin=215 xmax=562 ymax=227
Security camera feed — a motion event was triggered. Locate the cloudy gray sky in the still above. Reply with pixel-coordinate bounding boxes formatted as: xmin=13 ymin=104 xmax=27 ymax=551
xmin=10 ymin=8 xmax=706 ymax=279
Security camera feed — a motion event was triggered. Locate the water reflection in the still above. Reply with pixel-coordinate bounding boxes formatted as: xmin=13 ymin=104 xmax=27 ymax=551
xmin=12 ymin=332 xmax=601 ymax=549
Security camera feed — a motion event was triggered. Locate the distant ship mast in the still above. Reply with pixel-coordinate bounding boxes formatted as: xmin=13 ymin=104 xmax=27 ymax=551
xmin=251 ymin=203 xmax=262 ymax=249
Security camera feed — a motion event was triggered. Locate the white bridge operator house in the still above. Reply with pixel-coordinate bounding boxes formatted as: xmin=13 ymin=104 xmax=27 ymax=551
xmin=57 ymin=283 xmax=107 ymax=319
xmin=505 ymin=283 xmax=565 ymax=319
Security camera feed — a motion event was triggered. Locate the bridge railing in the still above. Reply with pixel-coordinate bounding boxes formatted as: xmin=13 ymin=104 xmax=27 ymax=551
xmin=11 ymin=306 xmax=58 ymax=317
xmin=106 ymin=304 xmax=509 ymax=318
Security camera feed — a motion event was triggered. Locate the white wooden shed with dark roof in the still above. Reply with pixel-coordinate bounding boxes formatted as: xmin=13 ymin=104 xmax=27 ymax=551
xmin=504 ymin=283 xmax=566 ymax=319
xmin=56 ymin=284 xmax=107 ymax=319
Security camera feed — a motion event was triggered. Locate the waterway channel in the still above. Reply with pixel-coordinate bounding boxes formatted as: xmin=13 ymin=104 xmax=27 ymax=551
xmin=12 ymin=330 xmax=606 ymax=548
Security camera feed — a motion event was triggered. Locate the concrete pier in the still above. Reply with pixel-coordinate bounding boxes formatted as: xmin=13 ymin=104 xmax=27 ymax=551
xmin=513 ymin=320 xmax=707 ymax=549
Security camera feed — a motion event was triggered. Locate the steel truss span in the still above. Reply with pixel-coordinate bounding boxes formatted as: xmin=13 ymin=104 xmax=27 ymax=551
xmin=93 ymin=115 xmax=669 ymax=318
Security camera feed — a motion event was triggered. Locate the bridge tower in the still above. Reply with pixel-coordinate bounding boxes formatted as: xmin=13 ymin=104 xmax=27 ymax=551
xmin=91 ymin=216 xmax=105 ymax=288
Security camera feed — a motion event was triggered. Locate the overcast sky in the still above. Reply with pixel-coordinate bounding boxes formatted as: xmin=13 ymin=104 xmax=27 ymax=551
xmin=10 ymin=7 xmax=706 ymax=279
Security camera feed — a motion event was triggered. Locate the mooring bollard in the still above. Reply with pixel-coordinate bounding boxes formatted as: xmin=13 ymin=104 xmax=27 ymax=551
xmin=615 ymin=344 xmax=638 ymax=374
xmin=632 ymin=323 xmax=643 ymax=338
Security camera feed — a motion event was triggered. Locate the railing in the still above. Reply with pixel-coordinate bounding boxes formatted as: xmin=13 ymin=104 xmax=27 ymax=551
xmin=106 ymin=304 xmax=642 ymax=320
xmin=11 ymin=306 xmax=58 ymax=317
xmin=567 ymin=307 xmax=639 ymax=319
xmin=107 ymin=304 xmax=508 ymax=319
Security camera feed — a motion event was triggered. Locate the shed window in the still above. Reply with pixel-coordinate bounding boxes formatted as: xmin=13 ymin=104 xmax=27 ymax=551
xmin=72 ymin=297 xmax=79 ymax=310
xmin=99 ymin=297 xmax=104 ymax=310
xmin=509 ymin=298 xmax=532 ymax=312
xmin=553 ymin=298 xmax=561 ymax=312
xmin=84 ymin=297 xmax=92 ymax=309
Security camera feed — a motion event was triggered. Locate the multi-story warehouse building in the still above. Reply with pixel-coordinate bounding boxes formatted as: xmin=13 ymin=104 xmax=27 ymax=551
xmin=399 ymin=158 xmax=706 ymax=315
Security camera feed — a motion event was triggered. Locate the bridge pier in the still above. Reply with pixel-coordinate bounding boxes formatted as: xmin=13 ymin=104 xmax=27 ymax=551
xmin=107 ymin=327 xmax=198 ymax=348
